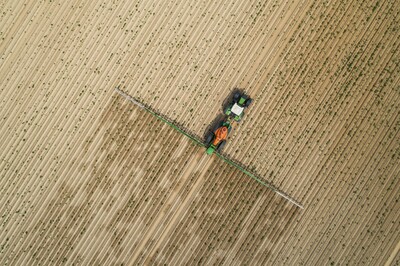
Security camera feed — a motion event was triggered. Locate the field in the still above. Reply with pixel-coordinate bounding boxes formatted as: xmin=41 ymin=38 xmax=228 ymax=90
xmin=0 ymin=0 xmax=399 ymax=265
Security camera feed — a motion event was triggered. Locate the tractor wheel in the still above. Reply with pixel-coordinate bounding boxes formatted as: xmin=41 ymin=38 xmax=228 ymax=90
xmin=217 ymin=140 xmax=226 ymax=152
xmin=233 ymin=93 xmax=240 ymax=102
xmin=224 ymin=106 xmax=231 ymax=115
xmin=205 ymin=132 xmax=214 ymax=145
xmin=245 ymin=98 xmax=252 ymax=107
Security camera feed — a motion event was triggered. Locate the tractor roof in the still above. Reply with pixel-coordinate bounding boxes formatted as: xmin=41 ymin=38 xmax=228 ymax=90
xmin=231 ymin=103 xmax=244 ymax=116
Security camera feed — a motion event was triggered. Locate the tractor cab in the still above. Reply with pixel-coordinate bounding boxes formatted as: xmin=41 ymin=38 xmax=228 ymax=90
xmin=225 ymin=93 xmax=252 ymax=122
xmin=230 ymin=103 xmax=244 ymax=117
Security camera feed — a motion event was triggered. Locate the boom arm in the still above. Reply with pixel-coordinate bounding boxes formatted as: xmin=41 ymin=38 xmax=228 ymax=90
xmin=115 ymin=87 xmax=304 ymax=209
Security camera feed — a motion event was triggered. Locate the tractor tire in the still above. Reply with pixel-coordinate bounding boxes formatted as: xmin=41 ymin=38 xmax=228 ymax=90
xmin=224 ymin=107 xmax=231 ymax=116
xmin=205 ymin=132 xmax=214 ymax=145
xmin=217 ymin=140 xmax=226 ymax=152
xmin=233 ymin=93 xmax=240 ymax=102
xmin=245 ymin=98 xmax=252 ymax=107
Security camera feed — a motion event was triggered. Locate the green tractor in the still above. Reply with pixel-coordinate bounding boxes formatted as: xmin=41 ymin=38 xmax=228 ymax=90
xmin=205 ymin=120 xmax=232 ymax=155
xmin=224 ymin=92 xmax=252 ymax=122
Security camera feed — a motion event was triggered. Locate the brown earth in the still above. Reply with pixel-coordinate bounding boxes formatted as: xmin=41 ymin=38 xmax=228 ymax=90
xmin=0 ymin=0 xmax=399 ymax=265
